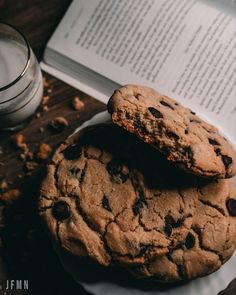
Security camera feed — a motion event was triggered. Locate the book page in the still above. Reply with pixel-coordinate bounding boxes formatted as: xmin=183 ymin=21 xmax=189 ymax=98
xmin=46 ymin=0 xmax=236 ymax=143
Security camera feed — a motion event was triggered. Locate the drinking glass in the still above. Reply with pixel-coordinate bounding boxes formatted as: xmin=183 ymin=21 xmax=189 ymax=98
xmin=0 ymin=22 xmax=43 ymax=130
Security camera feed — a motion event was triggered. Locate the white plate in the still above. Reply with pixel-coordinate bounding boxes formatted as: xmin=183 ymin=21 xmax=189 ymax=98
xmin=58 ymin=111 xmax=236 ymax=295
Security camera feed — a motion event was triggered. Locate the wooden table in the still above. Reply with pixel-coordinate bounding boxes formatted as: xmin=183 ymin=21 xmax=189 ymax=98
xmin=0 ymin=2 xmax=235 ymax=295
xmin=0 ymin=1 xmax=104 ymax=294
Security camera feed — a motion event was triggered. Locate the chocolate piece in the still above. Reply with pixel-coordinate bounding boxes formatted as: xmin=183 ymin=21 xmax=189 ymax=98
xmin=208 ymin=138 xmax=220 ymax=146
xmin=133 ymin=198 xmax=144 ymax=215
xmin=63 ymin=144 xmax=82 ymax=160
xmin=148 ymin=107 xmax=163 ymax=119
xmin=167 ymin=131 xmax=180 ymax=140
xmin=185 ymin=233 xmax=195 ymax=249
xmin=52 ymin=201 xmax=70 ymax=221
xmin=102 ymin=195 xmax=112 ymax=212
xmin=160 ymin=100 xmax=174 ymax=110
xmin=222 ymin=155 xmax=232 ymax=169
xmin=215 ymin=148 xmax=221 ymax=156
xmin=138 ymin=244 xmax=148 ymax=256
xmin=106 ymin=160 xmax=128 ymax=183
xmin=226 ymin=199 xmax=236 ymax=216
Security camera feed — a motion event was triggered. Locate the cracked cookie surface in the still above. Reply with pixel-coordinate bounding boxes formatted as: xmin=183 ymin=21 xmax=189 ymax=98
xmin=108 ymin=85 xmax=236 ymax=179
xmin=39 ymin=124 xmax=236 ymax=282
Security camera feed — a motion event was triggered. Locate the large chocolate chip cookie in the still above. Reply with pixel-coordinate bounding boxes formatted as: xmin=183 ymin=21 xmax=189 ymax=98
xmin=39 ymin=124 xmax=236 ymax=282
xmin=108 ymin=85 xmax=236 ymax=179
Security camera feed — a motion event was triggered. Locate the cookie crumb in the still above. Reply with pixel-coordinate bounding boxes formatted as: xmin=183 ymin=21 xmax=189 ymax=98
xmin=36 ymin=143 xmax=52 ymax=160
xmin=12 ymin=134 xmax=27 ymax=150
xmin=43 ymin=105 xmax=49 ymax=112
xmin=72 ymin=96 xmax=84 ymax=111
xmin=19 ymin=150 xmax=33 ymax=161
xmin=19 ymin=153 xmax=26 ymax=160
xmin=25 ymin=151 xmax=34 ymax=160
xmin=0 ymin=189 xmax=21 ymax=205
xmin=49 ymin=116 xmax=68 ymax=132
xmin=0 ymin=180 xmax=8 ymax=192
xmin=43 ymin=77 xmax=49 ymax=88
xmin=36 ymin=112 xmax=41 ymax=118
xmin=25 ymin=161 xmax=38 ymax=172
xmin=39 ymin=127 xmax=44 ymax=133
xmin=42 ymin=95 xmax=50 ymax=105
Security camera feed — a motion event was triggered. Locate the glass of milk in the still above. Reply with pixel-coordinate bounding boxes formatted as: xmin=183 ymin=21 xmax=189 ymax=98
xmin=0 ymin=22 xmax=43 ymax=130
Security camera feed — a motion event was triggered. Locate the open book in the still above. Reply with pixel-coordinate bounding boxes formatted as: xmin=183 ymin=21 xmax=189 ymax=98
xmin=41 ymin=0 xmax=236 ymax=145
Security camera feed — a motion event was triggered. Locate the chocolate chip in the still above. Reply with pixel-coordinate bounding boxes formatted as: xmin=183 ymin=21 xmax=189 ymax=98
xmin=133 ymin=198 xmax=144 ymax=215
xmin=138 ymin=244 xmax=148 ymax=256
xmin=190 ymin=119 xmax=201 ymax=123
xmin=135 ymin=93 xmax=142 ymax=100
xmin=226 ymin=199 xmax=236 ymax=216
xmin=148 ymin=107 xmax=163 ymax=119
xmin=160 ymin=100 xmax=175 ymax=110
xmin=221 ymin=155 xmax=232 ymax=169
xmin=164 ymin=215 xmax=174 ymax=236
xmin=185 ymin=232 xmax=195 ymax=249
xmin=208 ymin=138 xmax=220 ymax=146
xmin=69 ymin=167 xmax=80 ymax=176
xmin=177 ymin=264 xmax=187 ymax=280
xmin=215 ymin=148 xmax=221 ymax=156
xmin=190 ymin=111 xmax=196 ymax=115
xmin=63 ymin=143 xmax=82 ymax=160
xmin=184 ymin=129 xmax=189 ymax=134
xmin=164 ymin=223 xmax=172 ymax=236
xmin=118 ymin=173 xmax=128 ymax=183
xmin=173 ymin=217 xmax=185 ymax=227
xmin=167 ymin=131 xmax=180 ymax=140
xmin=52 ymin=201 xmax=70 ymax=221
xmin=79 ymin=169 xmax=85 ymax=183
xmin=102 ymin=195 xmax=112 ymax=212
xmin=164 ymin=215 xmax=185 ymax=237
xmin=106 ymin=160 xmax=128 ymax=183
xmin=183 ymin=146 xmax=193 ymax=159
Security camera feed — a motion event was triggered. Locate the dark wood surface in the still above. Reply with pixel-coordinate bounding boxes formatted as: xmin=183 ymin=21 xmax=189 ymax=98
xmin=0 ymin=1 xmax=104 ymax=294
xmin=0 ymin=2 xmax=235 ymax=295
xmin=0 ymin=0 xmax=106 ymax=183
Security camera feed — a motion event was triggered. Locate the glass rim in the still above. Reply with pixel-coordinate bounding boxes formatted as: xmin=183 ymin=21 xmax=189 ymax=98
xmin=0 ymin=22 xmax=31 ymax=93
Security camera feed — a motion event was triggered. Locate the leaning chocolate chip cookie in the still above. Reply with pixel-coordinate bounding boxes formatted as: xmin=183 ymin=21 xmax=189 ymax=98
xmin=108 ymin=85 xmax=236 ymax=179
xmin=39 ymin=124 xmax=236 ymax=282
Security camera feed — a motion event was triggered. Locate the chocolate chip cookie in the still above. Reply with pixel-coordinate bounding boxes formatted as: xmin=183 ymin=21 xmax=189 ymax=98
xmin=108 ymin=85 xmax=236 ymax=179
xmin=39 ymin=124 xmax=236 ymax=282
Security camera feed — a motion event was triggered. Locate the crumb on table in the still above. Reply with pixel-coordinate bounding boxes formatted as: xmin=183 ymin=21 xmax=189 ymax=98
xmin=72 ymin=96 xmax=85 ymax=111
xmin=36 ymin=143 xmax=52 ymax=160
xmin=49 ymin=116 xmax=68 ymax=132
xmin=12 ymin=134 xmax=27 ymax=150
xmin=0 ymin=189 xmax=21 ymax=205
